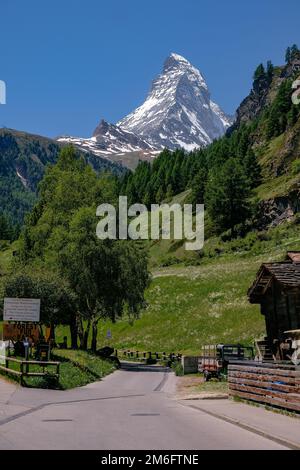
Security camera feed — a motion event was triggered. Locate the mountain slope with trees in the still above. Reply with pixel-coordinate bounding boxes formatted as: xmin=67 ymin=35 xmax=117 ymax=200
xmin=0 ymin=128 xmax=124 ymax=232
xmin=7 ymin=147 xmax=150 ymax=351
xmin=121 ymin=46 xmax=300 ymax=242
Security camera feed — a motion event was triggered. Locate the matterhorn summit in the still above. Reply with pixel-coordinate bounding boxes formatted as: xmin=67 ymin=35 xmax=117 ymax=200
xmin=118 ymin=53 xmax=233 ymax=151
xmin=58 ymin=53 xmax=233 ymax=166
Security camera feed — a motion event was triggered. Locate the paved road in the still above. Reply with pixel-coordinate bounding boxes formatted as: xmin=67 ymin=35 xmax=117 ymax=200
xmin=0 ymin=363 xmax=290 ymax=450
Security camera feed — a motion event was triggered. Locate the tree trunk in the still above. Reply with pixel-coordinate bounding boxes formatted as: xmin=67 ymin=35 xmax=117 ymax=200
xmin=77 ymin=316 xmax=85 ymax=349
xmin=83 ymin=319 xmax=91 ymax=350
xmin=91 ymin=319 xmax=98 ymax=352
xmin=50 ymin=321 xmax=56 ymax=345
xmin=69 ymin=313 xmax=78 ymax=349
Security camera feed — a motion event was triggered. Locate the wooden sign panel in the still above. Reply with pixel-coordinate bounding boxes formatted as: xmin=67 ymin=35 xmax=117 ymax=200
xmin=3 ymin=323 xmax=40 ymax=344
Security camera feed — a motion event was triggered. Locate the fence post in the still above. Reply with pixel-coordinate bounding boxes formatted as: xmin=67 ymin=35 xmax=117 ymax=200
xmin=57 ymin=363 xmax=60 ymax=383
xmin=20 ymin=362 xmax=24 ymax=386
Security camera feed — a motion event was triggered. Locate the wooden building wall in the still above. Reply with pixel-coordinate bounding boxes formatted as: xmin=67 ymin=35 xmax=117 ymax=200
xmin=261 ymin=281 xmax=300 ymax=343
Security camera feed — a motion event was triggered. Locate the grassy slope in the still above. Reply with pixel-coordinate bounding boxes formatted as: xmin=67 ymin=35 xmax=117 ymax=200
xmin=95 ymin=221 xmax=300 ymax=355
xmin=0 ymin=349 xmax=116 ymax=389
xmin=2 ymin=223 xmax=300 ymax=356
xmin=100 ymin=258 xmax=264 ymax=355
xmin=254 ymin=117 xmax=300 ymax=200
xmin=0 ymin=253 xmax=265 ymax=355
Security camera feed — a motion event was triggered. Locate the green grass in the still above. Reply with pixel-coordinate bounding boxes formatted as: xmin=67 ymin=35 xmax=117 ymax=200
xmin=1 ymin=220 xmax=297 ymax=357
xmin=255 ymin=172 xmax=300 ymax=201
xmin=2 ymin=213 xmax=300 ymax=360
xmin=193 ymin=379 xmax=228 ymax=394
xmin=0 ymin=349 xmax=116 ymax=389
xmin=92 ymin=222 xmax=300 ymax=355
xmin=98 ymin=256 xmax=265 ymax=355
xmin=0 ymin=240 xmax=19 ymax=275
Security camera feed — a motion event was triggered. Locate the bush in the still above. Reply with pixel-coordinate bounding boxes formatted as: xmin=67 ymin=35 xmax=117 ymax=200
xmin=159 ymin=256 xmax=181 ymax=267
xmin=172 ymin=360 xmax=184 ymax=376
xmin=291 ymin=158 xmax=300 ymax=175
xmin=146 ymin=357 xmax=157 ymax=365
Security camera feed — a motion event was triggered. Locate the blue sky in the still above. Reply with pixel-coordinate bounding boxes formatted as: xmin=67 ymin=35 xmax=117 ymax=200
xmin=0 ymin=0 xmax=299 ymax=138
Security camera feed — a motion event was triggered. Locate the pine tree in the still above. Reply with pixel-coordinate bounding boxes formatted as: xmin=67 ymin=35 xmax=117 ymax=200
xmin=155 ymin=186 xmax=165 ymax=203
xmin=266 ymin=60 xmax=274 ymax=81
xmin=0 ymin=213 xmax=13 ymax=240
xmin=253 ymin=63 xmax=266 ymax=80
xmin=205 ymin=158 xmax=252 ymax=235
xmin=285 ymin=47 xmax=291 ymax=64
xmin=290 ymin=44 xmax=299 ymax=61
xmin=287 ymin=105 xmax=299 ymax=126
xmin=236 ymin=127 xmax=250 ymax=159
xmin=165 ymin=184 xmax=174 ymax=200
xmin=243 ymin=149 xmax=262 ymax=189
xmin=191 ymin=168 xmax=207 ymax=205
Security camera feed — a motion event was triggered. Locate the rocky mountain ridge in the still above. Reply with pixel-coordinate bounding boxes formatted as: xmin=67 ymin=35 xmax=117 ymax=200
xmin=58 ymin=53 xmax=233 ymax=165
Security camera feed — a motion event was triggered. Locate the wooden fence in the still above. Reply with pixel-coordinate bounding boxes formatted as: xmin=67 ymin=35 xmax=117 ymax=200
xmin=114 ymin=349 xmax=181 ymax=362
xmin=0 ymin=355 xmax=60 ymax=385
xmin=228 ymin=361 xmax=300 ymax=412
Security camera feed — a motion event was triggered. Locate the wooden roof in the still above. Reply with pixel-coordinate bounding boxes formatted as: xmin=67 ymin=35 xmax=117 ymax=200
xmin=248 ymin=262 xmax=300 ymax=303
xmin=286 ymin=251 xmax=300 ymax=263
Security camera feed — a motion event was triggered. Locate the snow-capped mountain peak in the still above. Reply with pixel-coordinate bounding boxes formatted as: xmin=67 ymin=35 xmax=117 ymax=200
xmin=163 ymin=52 xmax=208 ymax=90
xmin=57 ymin=53 xmax=233 ymax=167
xmin=118 ymin=53 xmax=233 ymax=151
xmin=57 ymin=119 xmax=155 ymax=158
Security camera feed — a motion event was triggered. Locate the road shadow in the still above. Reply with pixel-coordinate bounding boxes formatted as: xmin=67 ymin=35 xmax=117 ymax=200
xmin=120 ymin=361 xmax=170 ymax=373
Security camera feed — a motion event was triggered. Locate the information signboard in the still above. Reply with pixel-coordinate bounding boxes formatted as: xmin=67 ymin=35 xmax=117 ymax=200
xmin=3 ymin=298 xmax=41 ymax=322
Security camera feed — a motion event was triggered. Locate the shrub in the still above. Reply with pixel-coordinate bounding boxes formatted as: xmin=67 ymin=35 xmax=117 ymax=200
xmin=291 ymin=158 xmax=300 ymax=175
xmin=172 ymin=360 xmax=184 ymax=376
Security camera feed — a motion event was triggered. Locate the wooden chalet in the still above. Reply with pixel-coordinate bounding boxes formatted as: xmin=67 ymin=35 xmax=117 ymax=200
xmin=248 ymin=252 xmax=300 ymax=358
xmin=227 ymin=252 xmax=300 ymax=412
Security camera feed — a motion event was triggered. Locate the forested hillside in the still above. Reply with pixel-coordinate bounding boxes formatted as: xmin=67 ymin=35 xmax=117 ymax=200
xmin=121 ymin=46 xmax=300 ymax=240
xmin=0 ymin=128 xmax=124 ymax=236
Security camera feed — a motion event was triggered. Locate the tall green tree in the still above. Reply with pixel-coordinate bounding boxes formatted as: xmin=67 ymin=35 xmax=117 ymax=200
xmin=19 ymin=146 xmax=150 ymax=350
xmin=253 ymin=63 xmax=266 ymax=81
xmin=243 ymin=149 xmax=262 ymax=189
xmin=290 ymin=44 xmax=299 ymax=61
xmin=266 ymin=60 xmax=274 ymax=81
xmin=191 ymin=167 xmax=207 ymax=205
xmin=205 ymin=158 xmax=252 ymax=235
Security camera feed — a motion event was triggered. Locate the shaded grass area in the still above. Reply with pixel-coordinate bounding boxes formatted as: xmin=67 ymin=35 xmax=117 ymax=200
xmin=0 ymin=349 xmax=116 ymax=389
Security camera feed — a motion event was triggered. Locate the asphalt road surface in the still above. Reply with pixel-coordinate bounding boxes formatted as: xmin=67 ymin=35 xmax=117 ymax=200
xmin=0 ymin=362 xmax=289 ymax=450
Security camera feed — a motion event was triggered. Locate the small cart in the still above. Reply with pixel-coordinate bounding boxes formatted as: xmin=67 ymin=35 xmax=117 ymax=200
xmin=198 ymin=344 xmax=254 ymax=381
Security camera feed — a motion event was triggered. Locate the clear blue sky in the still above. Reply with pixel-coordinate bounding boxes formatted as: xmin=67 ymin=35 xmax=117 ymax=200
xmin=0 ymin=0 xmax=299 ymax=138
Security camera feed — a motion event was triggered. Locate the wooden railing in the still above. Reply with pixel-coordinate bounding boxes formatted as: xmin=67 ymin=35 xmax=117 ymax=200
xmin=0 ymin=355 xmax=60 ymax=386
xmin=228 ymin=361 xmax=300 ymax=413
xmin=114 ymin=349 xmax=181 ymax=363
